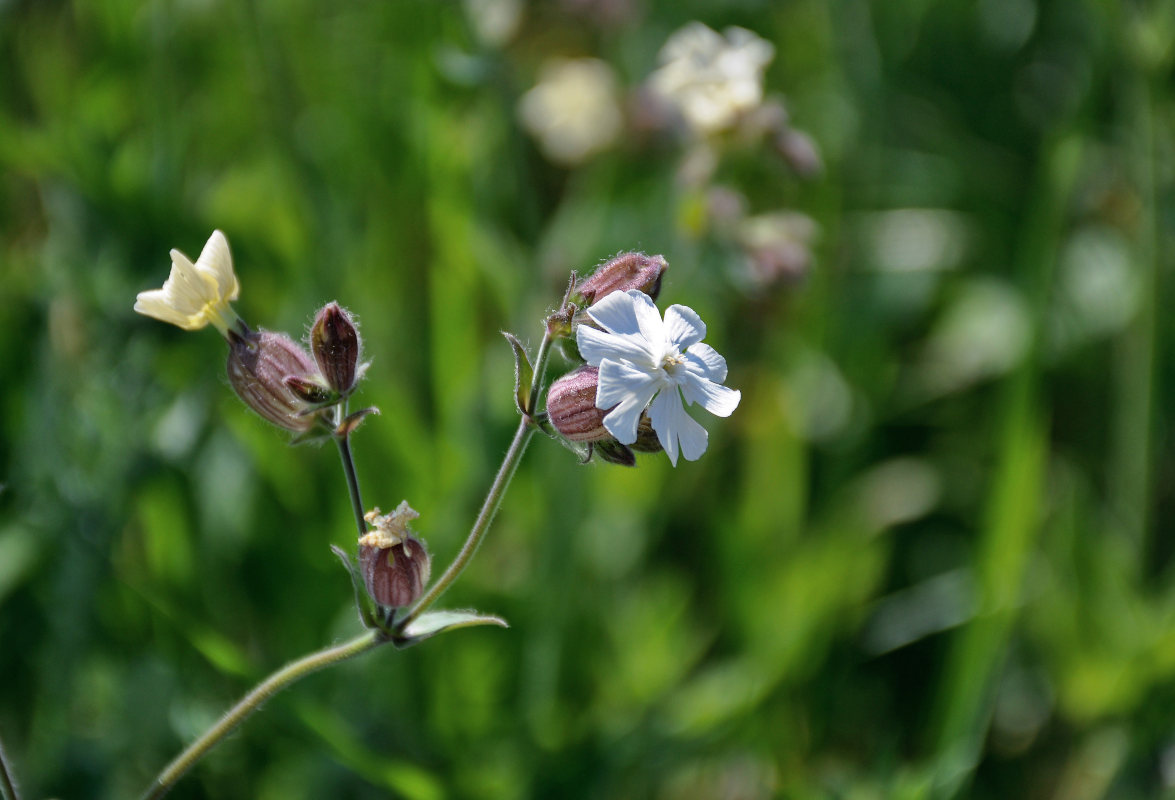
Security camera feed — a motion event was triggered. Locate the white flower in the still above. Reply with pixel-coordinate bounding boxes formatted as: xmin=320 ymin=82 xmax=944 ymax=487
xmin=577 ymin=289 xmax=741 ymax=465
xmin=648 ymin=22 xmax=774 ymax=135
xmin=134 ymin=230 xmax=241 ymax=335
xmin=518 ymin=58 xmax=623 ymax=165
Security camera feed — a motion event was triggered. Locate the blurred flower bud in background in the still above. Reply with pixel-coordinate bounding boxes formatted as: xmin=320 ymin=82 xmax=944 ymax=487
xmin=226 ymin=331 xmax=326 ymax=433
xmin=737 ymin=211 xmax=818 ymax=286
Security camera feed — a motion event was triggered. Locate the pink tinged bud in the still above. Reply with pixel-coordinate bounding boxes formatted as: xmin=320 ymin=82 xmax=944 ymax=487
xmin=226 ymin=331 xmax=324 ymax=432
xmin=774 ymin=128 xmax=823 ymax=179
xmin=576 ymin=252 xmax=668 ymax=305
xmin=311 ymin=302 xmax=362 ymax=396
xmin=360 ymin=536 xmax=431 ymax=608
xmin=547 ymin=366 xmax=612 ymax=442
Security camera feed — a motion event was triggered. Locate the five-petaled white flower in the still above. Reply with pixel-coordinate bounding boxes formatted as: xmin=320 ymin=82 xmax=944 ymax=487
xmin=577 ymin=289 xmax=741 ymax=465
xmin=134 ymin=230 xmax=241 ymax=335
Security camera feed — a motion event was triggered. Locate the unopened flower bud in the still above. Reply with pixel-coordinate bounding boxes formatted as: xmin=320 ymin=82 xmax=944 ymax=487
xmin=576 ymin=252 xmax=668 ymax=304
xmin=311 ymin=302 xmax=364 ymax=396
xmin=593 ymin=439 xmax=636 ymax=466
xmin=630 ymin=413 xmax=663 ymax=453
xmin=547 ymin=366 xmax=611 ymax=442
xmin=226 ymin=330 xmax=324 ymax=432
xmin=359 ymin=502 xmax=430 ymax=608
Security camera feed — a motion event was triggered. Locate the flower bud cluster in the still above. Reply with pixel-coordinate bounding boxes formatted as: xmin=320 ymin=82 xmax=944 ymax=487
xmin=135 ymin=232 xmax=370 ymax=439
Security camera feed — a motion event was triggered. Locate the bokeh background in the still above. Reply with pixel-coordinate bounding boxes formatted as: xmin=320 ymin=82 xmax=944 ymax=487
xmin=3 ymin=0 xmax=1175 ymax=798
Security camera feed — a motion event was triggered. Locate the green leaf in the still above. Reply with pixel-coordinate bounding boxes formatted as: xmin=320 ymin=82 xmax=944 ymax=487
xmin=503 ymin=332 xmax=534 ymax=416
xmin=331 ymin=544 xmax=378 ymax=630
xmin=335 ymin=406 xmax=380 ymax=437
xmin=397 ymin=609 xmax=508 ymax=646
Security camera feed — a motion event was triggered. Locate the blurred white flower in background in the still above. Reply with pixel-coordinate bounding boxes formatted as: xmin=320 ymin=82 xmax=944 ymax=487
xmin=518 ymin=58 xmax=623 ymax=165
xmin=463 ymin=0 xmax=523 ymax=47
xmin=648 ymin=22 xmax=775 ymax=136
xmin=913 ymin=277 xmax=1032 ymax=398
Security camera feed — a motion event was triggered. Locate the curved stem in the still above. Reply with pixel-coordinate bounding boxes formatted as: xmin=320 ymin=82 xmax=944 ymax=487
xmin=140 ymin=631 xmax=383 ymax=800
xmin=398 ymin=416 xmax=534 ymax=627
xmin=0 ymin=732 xmax=20 ymax=800
xmin=399 ymin=329 xmax=556 ymax=628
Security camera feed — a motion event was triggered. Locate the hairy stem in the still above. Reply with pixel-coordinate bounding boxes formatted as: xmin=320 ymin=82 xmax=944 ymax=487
xmin=140 ymin=631 xmax=382 ymax=800
xmin=399 ymin=328 xmax=555 ymax=628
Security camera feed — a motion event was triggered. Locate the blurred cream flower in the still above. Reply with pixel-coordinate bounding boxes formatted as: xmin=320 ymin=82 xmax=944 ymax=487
xmin=518 ymin=58 xmax=622 ymax=165
xmin=648 ymin=22 xmax=774 ymax=135
xmin=134 ymin=230 xmax=241 ymax=335
xmin=463 ymin=0 xmax=522 ymax=47
xmin=577 ymin=289 xmax=741 ymax=466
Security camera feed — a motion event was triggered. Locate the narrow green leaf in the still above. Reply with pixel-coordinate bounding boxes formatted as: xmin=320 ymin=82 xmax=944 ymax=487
xmin=331 ymin=544 xmax=379 ymax=630
xmin=502 ymin=332 xmax=534 ymax=416
xmin=398 ymin=609 xmax=508 ymax=645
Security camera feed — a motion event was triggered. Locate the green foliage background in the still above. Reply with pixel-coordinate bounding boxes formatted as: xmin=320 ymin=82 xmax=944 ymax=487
xmin=2 ymin=0 xmax=1174 ymax=797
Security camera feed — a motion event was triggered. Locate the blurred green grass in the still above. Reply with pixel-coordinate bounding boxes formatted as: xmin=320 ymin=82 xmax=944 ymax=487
xmin=2 ymin=0 xmax=1175 ymax=798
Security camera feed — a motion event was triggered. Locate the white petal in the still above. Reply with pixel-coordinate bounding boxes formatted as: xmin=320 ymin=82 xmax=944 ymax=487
xmin=578 ymin=324 xmax=656 ymax=369
xmin=585 ymin=290 xmax=662 ymax=346
xmin=134 ymin=289 xmax=201 ymax=329
xmin=586 ymin=288 xmax=643 ymax=335
xmin=596 ymin=358 xmax=661 ymax=409
xmin=164 ymin=250 xmax=216 ymax=314
xmin=648 ymin=388 xmax=682 ymax=465
xmin=663 ymin=304 xmax=706 ymax=349
xmin=648 ymin=388 xmax=709 ymax=466
xmin=627 ymin=290 xmax=668 ymax=350
xmin=680 ymin=373 xmax=741 ymax=417
xmin=194 ymin=230 xmax=239 ymax=301
xmin=684 ymin=343 xmax=727 ymax=382
xmin=676 ymin=411 xmax=709 ymax=461
xmin=603 ymin=395 xmax=651 ymax=445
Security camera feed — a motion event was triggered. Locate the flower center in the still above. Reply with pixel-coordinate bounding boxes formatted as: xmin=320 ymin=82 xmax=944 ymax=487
xmin=661 ymin=350 xmax=686 ymax=378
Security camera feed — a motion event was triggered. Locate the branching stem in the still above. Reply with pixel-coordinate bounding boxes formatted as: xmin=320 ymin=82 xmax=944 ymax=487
xmin=140 ymin=320 xmax=561 ymax=798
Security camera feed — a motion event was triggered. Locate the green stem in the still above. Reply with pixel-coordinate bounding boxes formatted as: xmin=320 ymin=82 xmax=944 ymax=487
xmin=0 ymin=733 xmax=20 ymax=800
xmin=336 ymin=432 xmax=368 ymax=536
xmin=139 ymin=631 xmax=382 ymax=800
xmin=399 ymin=329 xmax=555 ymax=628
xmin=526 ymin=332 xmax=554 ymax=417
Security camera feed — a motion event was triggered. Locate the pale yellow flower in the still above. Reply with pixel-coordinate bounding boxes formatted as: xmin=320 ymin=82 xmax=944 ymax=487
xmin=134 ymin=230 xmax=241 ymax=335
